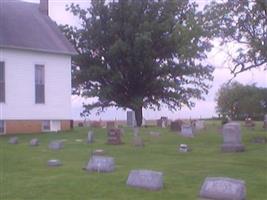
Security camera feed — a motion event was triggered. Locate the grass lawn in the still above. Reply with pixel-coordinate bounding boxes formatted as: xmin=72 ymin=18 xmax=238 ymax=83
xmin=0 ymin=121 xmax=266 ymax=200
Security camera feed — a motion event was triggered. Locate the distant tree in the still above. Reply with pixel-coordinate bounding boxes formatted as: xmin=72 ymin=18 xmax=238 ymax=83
xmin=216 ymin=82 xmax=267 ymax=120
xmin=204 ymin=0 xmax=267 ymax=76
xmin=62 ymin=0 xmax=214 ymax=126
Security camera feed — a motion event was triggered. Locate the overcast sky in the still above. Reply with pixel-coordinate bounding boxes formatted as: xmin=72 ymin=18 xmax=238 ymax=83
xmin=24 ymin=0 xmax=267 ymax=120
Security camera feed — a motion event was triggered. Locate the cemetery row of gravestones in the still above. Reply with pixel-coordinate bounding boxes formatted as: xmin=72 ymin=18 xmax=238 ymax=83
xmin=7 ymin=119 xmax=267 ymax=200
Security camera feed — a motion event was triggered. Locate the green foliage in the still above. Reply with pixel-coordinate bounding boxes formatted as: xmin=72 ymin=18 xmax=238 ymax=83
xmin=1 ymin=123 xmax=267 ymax=199
xmin=216 ymin=82 xmax=267 ymax=120
xmin=61 ymin=0 xmax=214 ymax=126
xmin=204 ymin=0 xmax=267 ymax=75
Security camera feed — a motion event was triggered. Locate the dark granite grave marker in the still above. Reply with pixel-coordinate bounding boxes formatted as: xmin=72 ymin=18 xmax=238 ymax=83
xmin=107 ymin=128 xmax=123 ymax=145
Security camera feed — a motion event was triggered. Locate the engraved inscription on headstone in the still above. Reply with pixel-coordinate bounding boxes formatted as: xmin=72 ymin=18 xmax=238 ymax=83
xmin=221 ymin=122 xmax=245 ymax=152
xmin=126 ymin=169 xmax=163 ymax=190
xmin=199 ymin=177 xmax=246 ymax=200
xmin=85 ymin=156 xmax=115 ymax=173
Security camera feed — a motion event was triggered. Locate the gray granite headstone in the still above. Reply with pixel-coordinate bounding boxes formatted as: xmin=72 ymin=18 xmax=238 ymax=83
xmin=221 ymin=122 xmax=245 ymax=152
xmin=127 ymin=111 xmax=136 ymax=127
xmin=199 ymin=177 xmax=246 ymax=200
xmin=48 ymin=140 xmax=64 ymax=150
xmin=87 ymin=131 xmax=94 ymax=144
xmin=133 ymin=127 xmax=139 ymax=137
xmin=180 ymin=124 xmax=194 ymax=137
xmin=126 ymin=169 xmax=163 ymax=190
xmin=29 ymin=138 xmax=39 ymax=146
xmin=9 ymin=137 xmax=18 ymax=144
xmin=47 ymin=159 xmax=62 ymax=167
xmin=85 ymin=156 xmax=115 ymax=173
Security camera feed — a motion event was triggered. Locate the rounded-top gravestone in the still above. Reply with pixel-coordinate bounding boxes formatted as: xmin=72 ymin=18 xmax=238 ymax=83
xmin=9 ymin=137 xmax=18 ymax=144
xmin=199 ymin=177 xmax=246 ymax=200
xmin=85 ymin=155 xmax=115 ymax=173
xmin=126 ymin=169 xmax=163 ymax=191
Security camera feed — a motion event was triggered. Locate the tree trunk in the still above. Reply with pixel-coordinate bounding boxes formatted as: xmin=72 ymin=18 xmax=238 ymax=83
xmin=134 ymin=106 xmax=143 ymax=127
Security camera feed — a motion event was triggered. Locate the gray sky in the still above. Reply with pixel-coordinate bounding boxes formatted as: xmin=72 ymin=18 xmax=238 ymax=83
xmin=24 ymin=0 xmax=267 ymax=120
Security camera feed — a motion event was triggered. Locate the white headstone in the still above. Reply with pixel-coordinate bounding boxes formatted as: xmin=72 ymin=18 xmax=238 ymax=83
xmin=179 ymin=144 xmax=190 ymax=152
xmin=85 ymin=156 xmax=115 ymax=173
xmin=180 ymin=124 xmax=194 ymax=137
xmin=47 ymin=159 xmax=62 ymax=167
xmin=126 ymin=169 xmax=163 ymax=190
xmin=199 ymin=177 xmax=246 ymax=200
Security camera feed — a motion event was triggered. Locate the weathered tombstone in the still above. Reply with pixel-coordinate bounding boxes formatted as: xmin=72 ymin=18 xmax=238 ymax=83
xmin=199 ymin=177 xmax=246 ymax=200
xmin=221 ymin=122 xmax=245 ymax=152
xmin=92 ymin=149 xmax=106 ymax=156
xmin=250 ymin=136 xmax=267 ymax=144
xmin=127 ymin=111 xmax=136 ymax=127
xmin=107 ymin=128 xmax=123 ymax=145
xmin=195 ymin=120 xmax=205 ymax=130
xmin=170 ymin=120 xmax=183 ymax=131
xmin=9 ymin=137 xmax=18 ymax=144
xmin=178 ymin=144 xmax=190 ymax=152
xmin=133 ymin=127 xmax=139 ymax=137
xmin=126 ymin=169 xmax=163 ymax=190
xmin=87 ymin=130 xmax=94 ymax=144
xmin=157 ymin=117 xmax=168 ymax=128
xmin=85 ymin=156 xmax=115 ymax=173
xmin=132 ymin=136 xmax=144 ymax=147
xmin=47 ymin=159 xmax=62 ymax=167
xmin=29 ymin=138 xmax=39 ymax=146
xmin=48 ymin=140 xmax=64 ymax=150
xmin=263 ymin=114 xmax=267 ymax=129
xmin=244 ymin=117 xmax=255 ymax=128
xmin=180 ymin=124 xmax=194 ymax=137
xmin=106 ymin=121 xmax=115 ymax=129
xmin=150 ymin=131 xmax=160 ymax=137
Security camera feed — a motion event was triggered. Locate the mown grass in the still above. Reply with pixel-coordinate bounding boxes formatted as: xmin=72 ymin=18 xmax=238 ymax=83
xmin=0 ymin=121 xmax=266 ymax=200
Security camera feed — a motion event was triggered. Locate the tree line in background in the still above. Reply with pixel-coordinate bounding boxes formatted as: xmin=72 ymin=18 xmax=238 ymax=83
xmin=61 ymin=0 xmax=267 ymax=126
xmin=216 ymin=82 xmax=267 ymax=120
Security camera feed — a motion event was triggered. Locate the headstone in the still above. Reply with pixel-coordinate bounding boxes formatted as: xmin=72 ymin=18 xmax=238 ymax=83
xmin=87 ymin=130 xmax=94 ymax=144
xmin=199 ymin=177 xmax=246 ymax=200
xmin=48 ymin=140 xmax=64 ymax=150
xmin=92 ymin=149 xmax=106 ymax=156
xmin=47 ymin=159 xmax=62 ymax=167
xmin=9 ymin=137 xmax=18 ymax=144
xmin=133 ymin=127 xmax=139 ymax=137
xmin=180 ymin=124 xmax=194 ymax=137
xmin=250 ymin=136 xmax=267 ymax=144
xmin=244 ymin=117 xmax=255 ymax=127
xmin=107 ymin=128 xmax=123 ymax=145
xmin=90 ymin=121 xmax=102 ymax=128
xmin=132 ymin=136 xmax=144 ymax=147
xmin=150 ymin=131 xmax=160 ymax=137
xmin=157 ymin=117 xmax=168 ymax=128
xmin=106 ymin=121 xmax=115 ymax=129
xmin=170 ymin=120 xmax=183 ymax=131
xmin=85 ymin=156 xmax=115 ymax=173
xmin=178 ymin=144 xmax=190 ymax=152
xmin=221 ymin=122 xmax=245 ymax=152
xmin=127 ymin=111 xmax=136 ymax=127
xmin=126 ymin=169 xmax=163 ymax=191
xmin=263 ymin=114 xmax=267 ymax=129
xmin=29 ymin=138 xmax=39 ymax=146
xmin=195 ymin=120 xmax=205 ymax=130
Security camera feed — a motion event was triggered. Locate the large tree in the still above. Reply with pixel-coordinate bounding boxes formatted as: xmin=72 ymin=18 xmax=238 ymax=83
xmin=62 ymin=0 xmax=214 ymax=126
xmin=216 ymin=82 xmax=267 ymax=120
xmin=204 ymin=0 xmax=267 ymax=76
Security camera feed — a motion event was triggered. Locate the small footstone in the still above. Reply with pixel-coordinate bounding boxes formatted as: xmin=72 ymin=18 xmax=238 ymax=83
xmin=92 ymin=149 xmax=106 ymax=156
xmin=29 ymin=138 xmax=39 ymax=146
xmin=126 ymin=169 xmax=163 ymax=191
xmin=48 ymin=140 xmax=64 ymax=150
xmin=178 ymin=144 xmax=190 ymax=152
xmin=9 ymin=137 xmax=18 ymax=144
xmin=85 ymin=156 xmax=115 ymax=173
xmin=199 ymin=177 xmax=246 ymax=200
xmin=47 ymin=159 xmax=62 ymax=167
